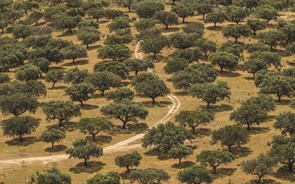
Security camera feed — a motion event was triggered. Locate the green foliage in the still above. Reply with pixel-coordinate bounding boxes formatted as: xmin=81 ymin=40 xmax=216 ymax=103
xmin=101 ymin=101 xmax=148 ymax=129
xmin=65 ymin=82 xmax=95 ymax=107
xmin=12 ymin=24 xmax=31 ymax=40
xmin=255 ymin=5 xmax=278 ymax=24
xmin=249 ymin=51 xmax=281 ymax=68
xmin=98 ymin=44 xmax=131 ymax=61
xmin=197 ymin=150 xmax=235 ymax=174
xmin=154 ymin=11 xmax=178 ymax=29
xmin=0 ymin=92 xmax=38 ymax=116
xmin=77 ymin=27 xmax=100 ymax=48
xmin=94 ymin=61 xmax=130 ymax=79
xmin=190 ymin=81 xmax=231 ymax=108
xmin=63 ymin=67 xmax=90 ymax=84
xmin=205 ymin=12 xmax=226 ymax=27
xmin=164 ymin=57 xmax=189 ymax=74
xmin=211 ymin=125 xmax=249 ymax=152
xmin=130 ymin=168 xmax=170 ymax=184
xmin=134 ymin=1 xmax=164 ymax=19
xmin=66 ymin=139 xmax=103 ymax=166
xmin=182 ymin=22 xmax=204 ymax=37
xmin=105 ymin=88 xmax=134 ymax=102
xmin=86 ymin=8 xmax=104 ymax=22
xmin=51 ymin=14 xmax=81 ymax=33
xmin=169 ymin=32 xmax=199 ymax=49
xmin=134 ymin=19 xmax=155 ymax=31
xmin=172 ymin=2 xmax=194 ymax=23
xmin=86 ymin=71 xmax=121 ymax=96
xmin=195 ymin=3 xmax=213 ymax=20
xmin=104 ymin=9 xmax=124 ymax=19
xmin=45 ymin=69 xmax=64 ymax=88
xmin=142 ymin=122 xmax=193 ymax=153
xmin=87 ymin=172 xmax=120 ymax=184
xmin=41 ymin=129 xmax=66 ymax=149
xmin=178 ymin=165 xmax=213 ymax=184
xmin=79 ymin=117 xmax=113 ymax=141
xmin=35 ymin=168 xmax=71 ymax=184
xmin=257 ymin=30 xmax=285 ymax=50
xmin=176 ymin=109 xmax=214 ymax=133
xmin=62 ymin=45 xmax=88 ymax=63
xmin=132 ymin=73 xmax=170 ymax=103
xmin=15 ymin=64 xmax=42 ymax=81
xmin=140 ymin=35 xmax=170 ymax=58
xmin=0 ymin=73 xmax=10 ymax=84
xmin=195 ymin=39 xmax=217 ymax=57
xmin=2 ymin=116 xmax=40 ymax=141
xmin=168 ymin=145 xmax=194 ymax=165
xmin=225 ymin=5 xmax=250 ymax=24
xmin=210 ymin=51 xmax=239 ymax=72
xmin=274 ymin=112 xmax=295 ymax=136
xmin=124 ymin=59 xmax=154 ymax=75
xmin=223 ymin=24 xmax=251 ymax=42
xmin=115 ymin=151 xmax=142 ymax=173
xmin=108 ymin=16 xmax=130 ymax=32
xmin=29 ymin=58 xmax=50 ymax=73
xmin=241 ymin=154 xmax=276 ymax=184
xmin=42 ymin=101 xmax=81 ymax=126
xmin=246 ymin=19 xmax=267 ymax=36
xmin=269 ymin=135 xmax=295 ymax=172
xmin=172 ymin=48 xmax=203 ymax=62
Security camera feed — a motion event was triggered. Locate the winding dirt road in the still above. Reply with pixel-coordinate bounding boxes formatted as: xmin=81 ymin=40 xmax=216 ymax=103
xmin=0 ymin=42 xmax=181 ymax=166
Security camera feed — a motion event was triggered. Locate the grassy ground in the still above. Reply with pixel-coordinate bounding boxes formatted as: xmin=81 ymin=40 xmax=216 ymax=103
xmin=0 ymin=4 xmax=295 ymax=184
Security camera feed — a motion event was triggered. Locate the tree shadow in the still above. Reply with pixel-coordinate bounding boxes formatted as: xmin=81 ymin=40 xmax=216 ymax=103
xmin=209 ymin=104 xmax=233 ymax=113
xmin=141 ymin=100 xmax=172 ymax=108
xmin=5 ymin=136 xmax=39 ymax=146
xmin=57 ymin=30 xmax=76 ymax=37
xmin=85 ymin=135 xmax=112 ymax=145
xmin=171 ymin=161 xmax=195 ymax=169
xmin=276 ymin=99 xmax=291 ymax=105
xmin=121 ymin=81 xmax=131 ymax=87
xmin=143 ymin=148 xmax=160 ymax=157
xmin=233 ymin=146 xmax=252 ymax=158
xmin=175 ymin=91 xmax=189 ymax=96
xmin=161 ymin=27 xmax=181 ymax=33
xmin=219 ymin=71 xmax=241 ymax=78
xmin=214 ymin=167 xmax=237 ymax=178
xmin=69 ymin=161 xmax=105 ymax=174
xmin=287 ymin=60 xmax=295 ymax=66
xmin=274 ymin=166 xmax=295 ymax=182
xmin=193 ymin=128 xmax=211 ymax=138
xmin=246 ymin=178 xmax=279 ymax=184
xmin=206 ymin=26 xmax=224 ymax=31
xmin=47 ymin=121 xmax=79 ymax=132
xmin=248 ymin=127 xmax=271 ymax=135
xmin=44 ymin=145 xmax=67 ymax=152
xmin=109 ymin=123 xmax=149 ymax=135
xmin=81 ymin=104 xmax=99 ymax=110
xmin=62 ymin=60 xmax=89 ymax=66
xmin=48 ymin=86 xmax=68 ymax=90
xmin=87 ymin=45 xmax=101 ymax=50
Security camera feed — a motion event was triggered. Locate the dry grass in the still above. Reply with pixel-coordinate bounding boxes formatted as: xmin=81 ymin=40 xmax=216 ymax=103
xmin=0 ymin=4 xmax=295 ymax=184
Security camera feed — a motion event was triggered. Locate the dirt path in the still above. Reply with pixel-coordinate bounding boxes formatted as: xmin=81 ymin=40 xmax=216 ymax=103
xmin=0 ymin=42 xmax=181 ymax=167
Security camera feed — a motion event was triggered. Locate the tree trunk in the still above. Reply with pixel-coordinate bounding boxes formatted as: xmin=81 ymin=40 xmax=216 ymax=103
xmin=152 ymin=97 xmax=156 ymax=104
xmin=72 ymin=58 xmax=75 ymax=63
xmin=84 ymin=158 xmax=88 ymax=166
xmin=128 ymin=6 xmax=131 ymax=12
xmin=153 ymin=52 xmax=157 ymax=59
xmin=247 ymin=123 xmax=250 ymax=130
xmin=257 ymin=175 xmax=262 ymax=183
xmin=80 ymin=101 xmax=84 ymax=107
xmin=202 ymin=14 xmax=205 ymax=20
xmin=96 ymin=18 xmax=99 ymax=22
xmin=179 ymin=158 xmax=182 ymax=165
xmin=135 ymin=71 xmax=138 ymax=76
xmin=235 ymin=37 xmax=238 ymax=43
xmin=278 ymin=94 xmax=282 ymax=102
xmin=51 ymin=142 xmax=54 ymax=149
xmin=182 ymin=17 xmax=185 ymax=23
xmin=86 ymin=43 xmax=89 ymax=48
xmin=253 ymin=30 xmax=256 ymax=36
xmin=288 ymin=162 xmax=293 ymax=172
xmin=126 ymin=165 xmax=130 ymax=173
xmin=59 ymin=120 xmax=63 ymax=127
xmin=52 ymin=82 xmax=56 ymax=89
xmin=101 ymin=90 xmax=105 ymax=96
xmin=220 ymin=66 xmax=224 ymax=73
xmin=165 ymin=24 xmax=169 ymax=29
xmin=214 ymin=22 xmax=217 ymax=27
xmin=206 ymin=102 xmax=210 ymax=109
xmin=213 ymin=166 xmax=217 ymax=174
xmin=192 ymin=126 xmax=196 ymax=134
xmin=122 ymin=121 xmax=127 ymax=129
xmin=19 ymin=134 xmax=23 ymax=142
xmin=228 ymin=145 xmax=232 ymax=152
xmin=92 ymin=134 xmax=96 ymax=141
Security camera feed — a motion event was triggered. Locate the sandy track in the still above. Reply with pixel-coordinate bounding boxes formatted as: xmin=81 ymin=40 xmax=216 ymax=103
xmin=0 ymin=42 xmax=181 ymax=166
